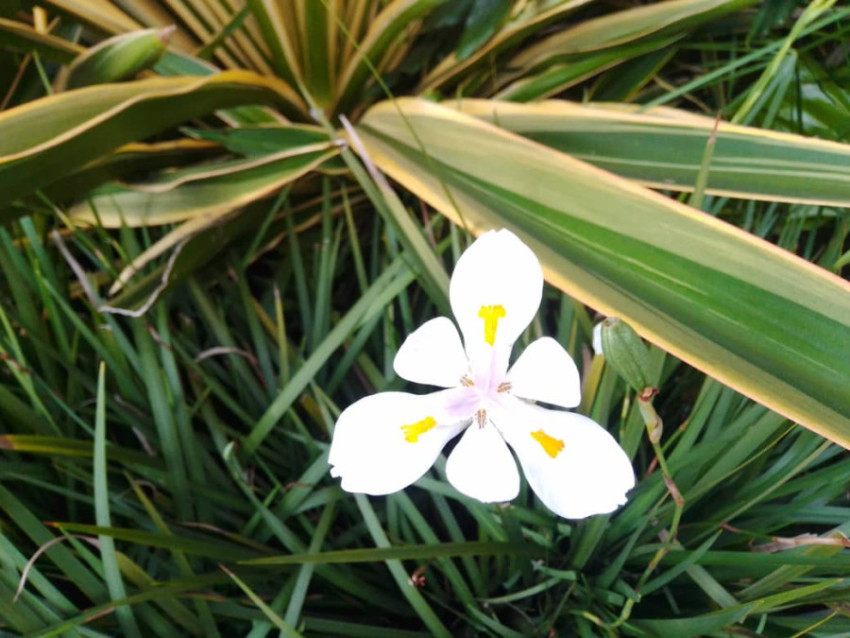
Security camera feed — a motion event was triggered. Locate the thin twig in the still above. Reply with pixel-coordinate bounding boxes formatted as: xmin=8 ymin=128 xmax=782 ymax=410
xmin=100 ymin=240 xmax=188 ymax=318
xmin=51 ymin=230 xmax=99 ymax=308
xmin=15 ymin=534 xmax=100 ymax=602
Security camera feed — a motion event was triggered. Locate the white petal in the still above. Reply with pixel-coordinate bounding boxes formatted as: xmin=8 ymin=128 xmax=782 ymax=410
xmin=329 ymin=391 xmax=468 ymax=495
xmin=445 ymin=421 xmax=519 ymax=503
xmin=495 ymin=399 xmax=635 ymax=519
xmin=393 ymin=317 xmax=468 ymax=387
xmin=592 ymin=322 xmax=604 ymax=356
xmin=449 ymin=230 xmax=543 ymax=359
xmin=507 ymin=337 xmax=581 ymax=408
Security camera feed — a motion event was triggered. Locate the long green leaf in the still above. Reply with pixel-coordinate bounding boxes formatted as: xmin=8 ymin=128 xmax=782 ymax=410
xmin=334 ymin=0 xmax=449 ymax=113
xmin=417 ymin=0 xmax=592 ymax=92
xmin=38 ymin=0 xmax=143 ymax=35
xmin=0 ymin=71 xmax=302 ymax=212
xmin=485 ymin=0 xmax=754 ymax=99
xmin=48 ymin=523 xmax=262 ymax=560
xmin=220 ymin=565 xmax=303 ymax=637
xmin=507 ymin=0 xmax=755 ymax=72
xmin=38 ymin=139 xmax=221 ymax=206
xmin=87 ymin=146 xmax=338 ymax=295
xmin=456 ymin=99 xmax=850 ymax=206
xmin=0 ymin=17 xmax=84 ymax=63
xmin=630 ymin=604 xmax=757 ymax=637
xmin=94 ymin=363 xmax=142 ymax=637
xmin=355 ymin=98 xmax=850 ymax=447
xmin=244 ymin=255 xmax=413 ymax=454
xmin=69 ymin=143 xmax=338 ymax=227
xmin=241 ymin=540 xmax=543 ymax=566
xmin=0 ymin=434 xmax=159 ymax=467
xmin=494 ymin=35 xmax=682 ymax=101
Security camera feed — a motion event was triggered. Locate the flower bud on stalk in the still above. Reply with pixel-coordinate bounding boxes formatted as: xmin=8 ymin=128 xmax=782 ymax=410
xmin=600 ymin=318 xmax=662 ymax=442
xmin=62 ymin=26 xmax=175 ymax=90
xmin=599 ymin=317 xmax=652 ymax=393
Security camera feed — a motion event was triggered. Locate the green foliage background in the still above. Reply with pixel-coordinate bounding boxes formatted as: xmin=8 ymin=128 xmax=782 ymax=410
xmin=0 ymin=1 xmax=848 ymax=636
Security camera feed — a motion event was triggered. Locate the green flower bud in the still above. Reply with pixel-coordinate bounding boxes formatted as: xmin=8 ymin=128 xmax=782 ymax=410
xmin=64 ymin=26 xmax=174 ymax=90
xmin=599 ymin=317 xmax=652 ymax=392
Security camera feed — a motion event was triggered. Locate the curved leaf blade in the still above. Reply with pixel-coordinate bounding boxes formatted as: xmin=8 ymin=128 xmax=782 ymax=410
xmin=39 ymin=0 xmax=142 ymax=35
xmin=240 ymin=541 xmax=543 ymax=566
xmin=335 ymin=0 xmax=449 ymax=113
xmin=456 ymin=99 xmax=850 ymax=206
xmin=455 ymin=0 xmax=513 ymax=61
xmin=38 ymin=139 xmax=222 ymax=206
xmin=488 ymin=0 xmax=754 ymax=99
xmin=73 ymin=144 xmax=340 ymax=294
xmin=493 ymin=35 xmax=682 ymax=101
xmin=0 ymin=17 xmax=84 ymax=63
xmin=0 ymin=71 xmax=303 ymax=212
xmin=356 ymin=98 xmax=850 ymax=447
xmin=69 ymin=143 xmax=338 ymax=227
xmin=417 ymin=0 xmax=592 ymax=92
xmin=508 ymin=0 xmax=755 ymax=72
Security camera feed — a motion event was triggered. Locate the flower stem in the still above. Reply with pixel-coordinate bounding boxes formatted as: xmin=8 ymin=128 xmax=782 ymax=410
xmin=605 ymin=389 xmax=686 ymax=630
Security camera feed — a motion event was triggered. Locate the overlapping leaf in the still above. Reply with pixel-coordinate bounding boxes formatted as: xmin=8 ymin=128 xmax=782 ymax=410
xmin=0 ymin=71 xmax=303 ymax=214
xmin=492 ymin=0 xmax=757 ymax=98
xmin=0 ymin=17 xmax=84 ymax=63
xmin=67 ymin=142 xmax=340 ymax=294
xmin=355 ymin=98 xmax=850 ymax=446
xmin=456 ymin=99 xmax=850 ymax=206
xmin=68 ymin=142 xmax=337 ymax=227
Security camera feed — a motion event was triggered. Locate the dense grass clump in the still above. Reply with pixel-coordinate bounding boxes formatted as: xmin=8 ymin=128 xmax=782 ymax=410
xmin=0 ymin=1 xmax=849 ymax=636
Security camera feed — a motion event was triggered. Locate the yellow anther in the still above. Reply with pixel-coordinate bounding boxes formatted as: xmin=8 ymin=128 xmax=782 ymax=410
xmin=531 ymin=430 xmax=565 ymax=458
xmin=401 ymin=416 xmax=437 ymax=443
xmin=478 ymin=304 xmax=506 ymax=346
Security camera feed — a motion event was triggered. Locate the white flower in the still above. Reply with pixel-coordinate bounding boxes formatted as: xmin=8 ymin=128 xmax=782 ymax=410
xmin=328 ymin=230 xmax=635 ymax=519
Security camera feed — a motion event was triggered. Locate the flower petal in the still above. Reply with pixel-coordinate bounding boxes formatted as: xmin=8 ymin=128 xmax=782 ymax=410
xmin=393 ymin=317 xmax=469 ymax=387
xmin=329 ymin=391 xmax=468 ymax=495
xmin=450 ymin=230 xmax=543 ymax=359
xmin=507 ymin=337 xmax=581 ymax=408
xmin=495 ymin=399 xmax=634 ymax=519
xmin=445 ymin=421 xmax=520 ymax=503
xmin=592 ymin=321 xmax=604 ymax=357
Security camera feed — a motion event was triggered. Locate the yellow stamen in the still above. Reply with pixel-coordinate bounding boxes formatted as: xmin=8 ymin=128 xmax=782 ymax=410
xmin=478 ymin=304 xmax=506 ymax=346
xmin=401 ymin=416 xmax=437 ymax=443
xmin=531 ymin=430 xmax=565 ymax=458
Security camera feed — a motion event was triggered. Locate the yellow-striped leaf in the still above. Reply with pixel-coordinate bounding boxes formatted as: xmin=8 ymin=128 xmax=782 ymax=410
xmin=68 ymin=144 xmax=339 ymax=294
xmin=0 ymin=71 xmax=302 ymax=213
xmin=0 ymin=17 xmax=84 ymax=63
xmin=355 ymin=98 xmax=850 ymax=447
xmin=455 ymin=99 xmax=850 ymax=206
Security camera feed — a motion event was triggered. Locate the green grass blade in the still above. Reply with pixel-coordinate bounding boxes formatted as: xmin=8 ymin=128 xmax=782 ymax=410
xmin=94 ymin=362 xmax=141 ymax=637
xmin=220 ymin=565 xmax=303 ymax=637
xmin=354 ymin=494 xmax=451 ymax=638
